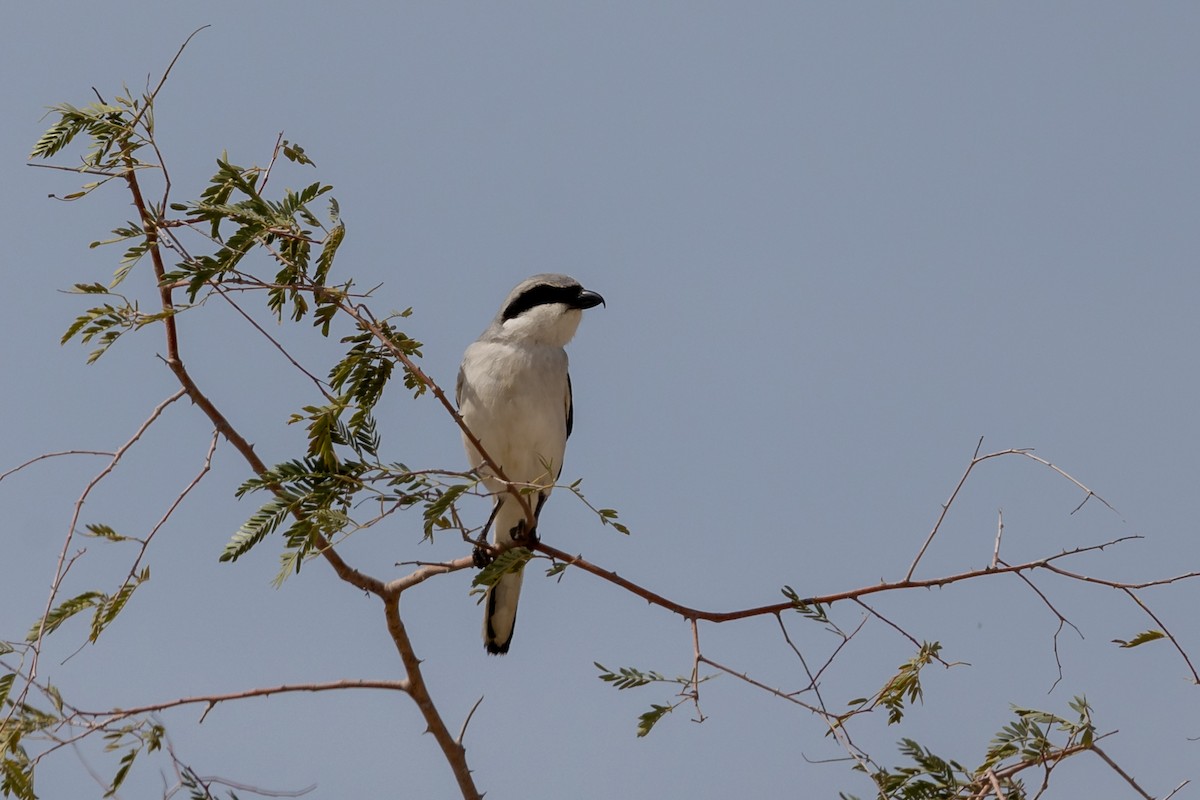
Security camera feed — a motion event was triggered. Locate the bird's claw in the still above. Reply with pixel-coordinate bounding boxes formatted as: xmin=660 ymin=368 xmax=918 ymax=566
xmin=512 ymin=520 xmax=539 ymax=547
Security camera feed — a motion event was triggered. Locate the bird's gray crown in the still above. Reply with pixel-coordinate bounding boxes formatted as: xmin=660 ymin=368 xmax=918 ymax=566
xmin=499 ymin=274 xmax=605 ymax=322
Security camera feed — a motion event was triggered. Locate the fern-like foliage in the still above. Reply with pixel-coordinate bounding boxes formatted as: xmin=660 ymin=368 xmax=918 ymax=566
xmin=846 ymin=642 xmax=942 ymax=726
xmin=470 ymin=548 xmax=533 ymax=594
xmin=842 ymin=696 xmax=1098 ymax=800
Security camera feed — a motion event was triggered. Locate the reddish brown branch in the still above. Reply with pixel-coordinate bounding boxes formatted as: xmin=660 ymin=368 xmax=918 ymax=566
xmin=118 ymin=142 xmax=477 ymax=794
xmin=535 ymin=536 xmax=1190 ymax=625
xmin=906 ymin=442 xmax=1118 ymax=581
xmin=73 ymin=679 xmax=410 ymax=726
xmin=381 ymin=592 xmax=482 ymax=800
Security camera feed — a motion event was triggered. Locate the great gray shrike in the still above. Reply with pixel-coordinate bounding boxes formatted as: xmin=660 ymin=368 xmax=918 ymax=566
xmin=456 ymin=274 xmax=605 ymax=654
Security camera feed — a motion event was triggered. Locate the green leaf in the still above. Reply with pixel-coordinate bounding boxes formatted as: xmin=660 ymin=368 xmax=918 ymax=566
xmin=84 ymin=523 xmax=131 ymax=542
xmin=222 ymin=493 xmax=296 ymax=562
xmin=71 ymin=282 xmax=112 ymax=294
xmin=594 ymin=663 xmax=666 ymax=691
xmin=1112 ymin=629 xmax=1165 ymax=648
xmin=876 ymin=642 xmax=941 ymax=725
xmin=471 ymin=548 xmax=531 ymax=594
xmin=105 ymin=748 xmax=137 ymax=796
xmin=44 ymin=683 xmax=65 ymax=715
xmin=0 ymin=673 xmax=15 ymax=707
xmin=636 ymin=703 xmax=673 ymax=737
xmin=28 ymin=591 xmax=104 ymax=640
xmin=596 ymin=508 xmax=630 ymax=535
xmin=1 ymin=756 xmax=36 ymax=800
xmin=423 ymin=484 xmax=470 ymax=539
xmin=782 ymin=586 xmax=830 ymax=624
xmin=90 ymin=569 xmax=148 ymax=642
xmin=282 ymin=139 xmax=315 ymax=166
xmin=30 ymin=103 xmax=89 ymax=158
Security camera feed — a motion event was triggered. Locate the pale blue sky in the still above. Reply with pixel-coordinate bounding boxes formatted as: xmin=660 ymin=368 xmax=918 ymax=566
xmin=3 ymin=3 xmax=1199 ymax=798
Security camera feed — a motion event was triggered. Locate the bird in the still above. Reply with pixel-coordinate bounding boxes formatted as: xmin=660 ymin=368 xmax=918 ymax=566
xmin=456 ymin=274 xmax=605 ymax=654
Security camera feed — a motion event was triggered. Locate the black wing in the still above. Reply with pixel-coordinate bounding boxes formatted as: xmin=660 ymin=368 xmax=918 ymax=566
xmin=565 ymin=372 xmax=574 ymax=440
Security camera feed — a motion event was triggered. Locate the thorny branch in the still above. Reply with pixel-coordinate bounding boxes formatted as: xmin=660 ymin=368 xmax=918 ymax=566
xmin=13 ymin=38 xmax=1195 ymax=800
xmin=906 ymin=437 xmax=1119 ymax=582
xmin=116 ymin=118 xmax=483 ymax=797
xmin=22 ymin=388 xmax=186 ymax=702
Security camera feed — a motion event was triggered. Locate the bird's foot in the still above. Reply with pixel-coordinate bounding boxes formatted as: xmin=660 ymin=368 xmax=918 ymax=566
xmin=472 ymin=546 xmax=493 ymax=569
xmin=511 ymin=520 xmax=539 ymax=547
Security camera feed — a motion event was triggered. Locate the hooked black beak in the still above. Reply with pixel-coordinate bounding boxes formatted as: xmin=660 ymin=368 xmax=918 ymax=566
xmin=575 ymin=289 xmax=605 ymax=310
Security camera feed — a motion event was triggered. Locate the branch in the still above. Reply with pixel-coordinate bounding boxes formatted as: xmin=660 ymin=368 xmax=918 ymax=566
xmin=380 ymin=593 xmax=482 ymax=800
xmin=0 ymin=450 xmax=114 ymax=483
xmin=906 ymin=442 xmax=1118 ymax=581
xmin=72 ymin=679 xmax=410 ymax=727
xmin=535 ymin=536 xmax=1197 ymax=624
xmin=1090 ymin=745 xmax=1155 ymax=800
xmin=122 ymin=159 xmax=385 ymax=598
xmin=24 ymin=389 xmax=185 ymax=696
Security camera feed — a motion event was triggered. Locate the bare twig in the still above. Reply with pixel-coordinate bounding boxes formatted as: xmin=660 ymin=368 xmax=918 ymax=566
xmin=906 ymin=443 xmax=1117 ymax=581
xmin=1121 ymin=588 xmax=1200 ymax=684
xmin=0 ymin=450 xmax=114 ymax=483
xmin=687 ymin=619 xmax=706 ymax=724
xmin=257 ymin=131 xmax=286 ymax=195
xmin=986 ymin=768 xmax=1007 ymax=799
xmin=851 ymin=598 xmax=962 ymax=669
xmin=697 ymin=655 xmax=823 ymax=714
xmin=211 ymin=283 xmax=334 ymax=399
xmin=72 ymin=679 xmax=410 ymax=727
xmin=1001 ymin=567 xmax=1083 ymax=692
xmin=1090 ymin=745 xmax=1154 ymax=799
xmin=457 ymin=696 xmax=485 ymax=746
xmin=128 ymin=430 xmax=218 ymax=579
xmin=25 ymin=389 xmax=185 ymax=694
xmin=992 ymin=508 xmax=1004 ymax=570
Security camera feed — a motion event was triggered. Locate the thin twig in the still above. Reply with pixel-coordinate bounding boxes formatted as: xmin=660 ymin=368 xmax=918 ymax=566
xmin=73 ymin=679 xmax=410 ymax=727
xmin=697 ymin=655 xmax=823 ymax=714
xmin=457 ymin=696 xmax=485 ymax=746
xmin=1120 ymin=588 xmax=1200 ymax=684
xmin=986 ymin=768 xmax=1007 ymax=799
xmin=906 ymin=444 xmax=1117 ymax=581
xmin=852 ymin=599 xmax=962 ymax=669
xmin=992 ymin=508 xmax=1004 ymax=570
xmin=128 ymin=430 xmax=218 ymax=580
xmin=1090 ymin=745 xmax=1154 ymax=800
xmin=25 ymin=389 xmax=185 ymax=693
xmin=0 ymin=450 xmax=115 ymax=482
xmin=257 ymin=132 xmax=285 ymax=195
xmin=687 ymin=619 xmax=706 ymax=723
xmin=1000 ymin=566 xmax=1083 ymax=692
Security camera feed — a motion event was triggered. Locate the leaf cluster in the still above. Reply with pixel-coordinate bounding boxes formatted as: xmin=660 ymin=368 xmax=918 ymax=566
xmin=846 ymin=642 xmax=942 ymax=726
xmin=842 ymin=696 xmax=1097 ymax=800
xmin=26 ymin=567 xmax=150 ymax=645
xmin=30 ymin=89 xmax=150 ymax=173
xmin=782 ymin=585 xmax=831 ymax=625
xmin=470 ymin=548 xmax=533 ymax=595
xmin=593 ymin=663 xmax=710 ymax=737
xmin=160 ymin=154 xmax=346 ymax=332
xmin=1 ymin=681 xmax=59 ymax=800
